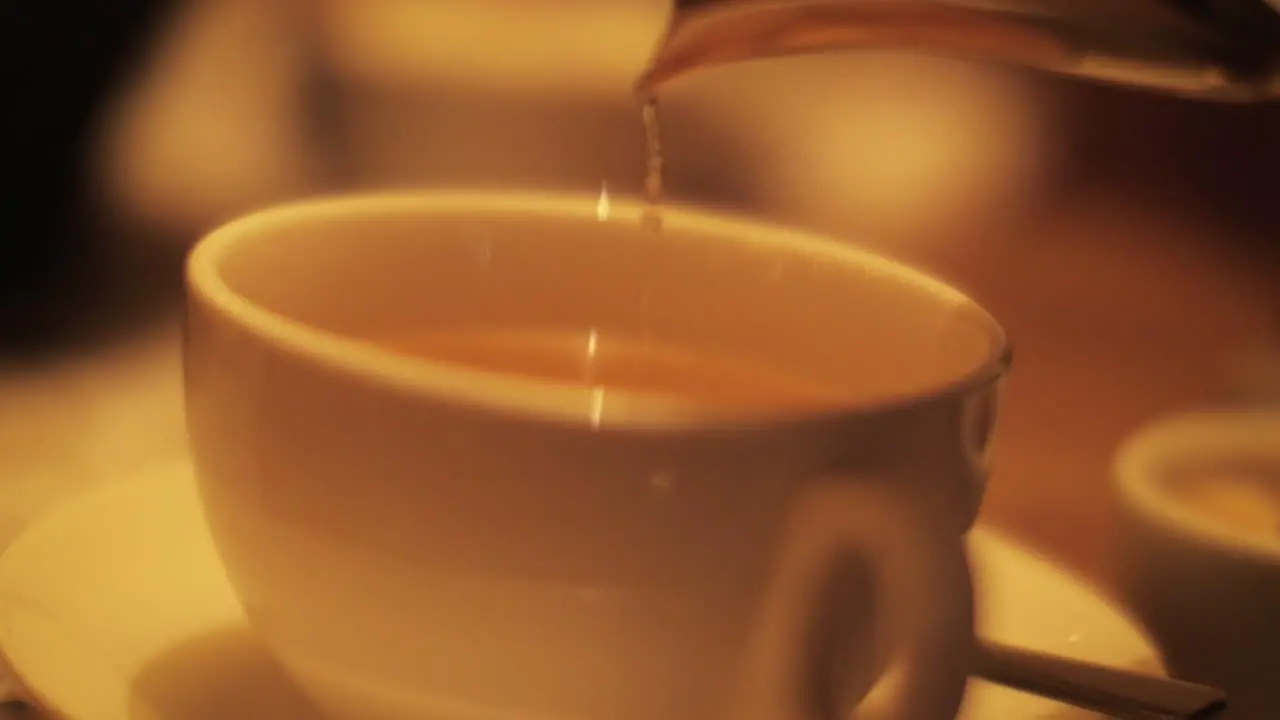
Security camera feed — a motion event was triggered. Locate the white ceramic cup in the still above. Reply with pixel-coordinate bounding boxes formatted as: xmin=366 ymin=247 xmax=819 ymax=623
xmin=1116 ymin=410 xmax=1280 ymax=720
xmin=183 ymin=191 xmax=1010 ymax=719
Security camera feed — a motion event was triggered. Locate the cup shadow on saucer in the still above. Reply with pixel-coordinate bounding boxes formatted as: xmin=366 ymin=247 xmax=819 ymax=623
xmin=129 ymin=625 xmax=322 ymax=720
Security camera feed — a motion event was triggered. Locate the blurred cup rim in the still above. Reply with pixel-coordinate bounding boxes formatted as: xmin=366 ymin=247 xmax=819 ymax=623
xmin=186 ymin=190 xmax=1010 ymax=434
xmin=1115 ymin=410 xmax=1280 ymax=565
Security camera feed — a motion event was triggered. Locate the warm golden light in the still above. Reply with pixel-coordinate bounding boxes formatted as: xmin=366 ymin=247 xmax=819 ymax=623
xmin=316 ymin=0 xmax=661 ymax=91
xmin=596 ymin=182 xmax=611 ymax=221
xmin=1171 ymin=471 xmax=1280 ymax=539
xmin=687 ymin=53 xmax=1051 ymax=251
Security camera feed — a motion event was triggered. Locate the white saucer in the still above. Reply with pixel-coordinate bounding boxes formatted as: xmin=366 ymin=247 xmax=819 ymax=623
xmin=0 ymin=462 xmax=1162 ymax=719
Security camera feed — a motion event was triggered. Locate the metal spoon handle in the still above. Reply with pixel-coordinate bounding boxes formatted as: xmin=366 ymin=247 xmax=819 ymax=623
xmin=976 ymin=640 xmax=1227 ymax=719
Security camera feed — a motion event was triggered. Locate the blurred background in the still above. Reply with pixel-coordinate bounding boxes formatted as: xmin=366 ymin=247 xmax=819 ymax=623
xmin=1 ymin=0 xmax=1278 ymax=593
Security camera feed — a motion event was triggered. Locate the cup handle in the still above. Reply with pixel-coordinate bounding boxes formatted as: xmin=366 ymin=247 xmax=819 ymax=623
xmin=733 ymin=478 xmax=974 ymax=720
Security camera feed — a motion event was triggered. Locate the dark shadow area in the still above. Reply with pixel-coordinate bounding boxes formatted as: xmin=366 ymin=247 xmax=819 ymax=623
xmin=130 ymin=626 xmax=326 ymax=720
xmin=1054 ymin=75 xmax=1280 ymax=274
xmin=0 ymin=0 xmax=186 ymax=362
xmin=803 ymin=553 xmax=881 ymax=718
xmin=0 ymin=227 xmax=186 ymax=367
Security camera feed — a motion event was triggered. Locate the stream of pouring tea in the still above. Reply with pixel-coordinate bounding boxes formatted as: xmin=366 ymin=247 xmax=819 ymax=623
xmin=640 ymin=96 xmax=664 ymax=231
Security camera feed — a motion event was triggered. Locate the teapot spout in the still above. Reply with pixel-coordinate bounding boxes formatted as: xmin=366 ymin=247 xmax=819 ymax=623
xmin=636 ymin=0 xmax=1280 ymax=102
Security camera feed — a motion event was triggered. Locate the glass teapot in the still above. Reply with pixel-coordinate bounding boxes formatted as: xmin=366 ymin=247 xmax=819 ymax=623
xmin=637 ymin=0 xmax=1280 ymax=101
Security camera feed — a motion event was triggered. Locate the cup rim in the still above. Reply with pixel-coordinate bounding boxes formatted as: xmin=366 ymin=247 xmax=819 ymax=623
xmin=186 ymin=190 xmax=1011 ymax=433
xmin=1115 ymin=409 xmax=1280 ymax=565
